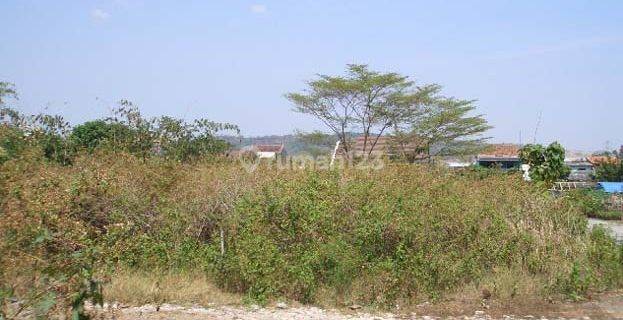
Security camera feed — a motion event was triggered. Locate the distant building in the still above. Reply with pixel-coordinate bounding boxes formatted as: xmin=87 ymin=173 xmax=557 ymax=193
xmin=351 ymin=136 xmax=392 ymax=157
xmin=228 ymin=144 xmax=287 ymax=161
xmin=227 ymin=145 xmax=255 ymax=159
xmin=477 ymin=144 xmax=521 ymax=170
xmin=254 ymin=144 xmax=286 ymax=159
xmin=444 ymin=160 xmax=473 ymax=169
xmin=565 ymin=159 xmax=594 ymax=181
xmin=336 ymin=136 xmax=425 ymax=160
xmin=442 ymin=156 xmax=474 ymax=169
xmin=350 ymin=136 xmax=400 ymax=158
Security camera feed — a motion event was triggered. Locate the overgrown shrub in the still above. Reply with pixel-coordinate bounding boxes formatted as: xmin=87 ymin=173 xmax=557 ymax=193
xmin=565 ymin=189 xmax=623 ymax=220
xmin=594 ymin=161 xmax=623 ymax=182
xmin=0 ymin=105 xmax=238 ymax=165
xmin=216 ymin=167 xmax=604 ymax=305
xmin=519 ymin=142 xmax=570 ymax=184
xmin=565 ymin=189 xmax=608 ymax=217
xmin=1 ymin=154 xmax=622 ymax=317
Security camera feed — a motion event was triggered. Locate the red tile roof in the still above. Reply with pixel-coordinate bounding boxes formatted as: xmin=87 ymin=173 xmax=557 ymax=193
xmin=339 ymin=136 xmax=424 ymax=158
xmin=587 ymin=156 xmax=619 ymax=166
xmin=254 ymin=144 xmax=284 ymax=153
xmin=478 ymin=144 xmax=521 ymax=159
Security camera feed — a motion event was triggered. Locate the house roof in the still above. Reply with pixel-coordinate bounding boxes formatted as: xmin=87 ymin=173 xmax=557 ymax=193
xmin=597 ymin=182 xmax=623 ymax=193
xmin=352 ymin=136 xmax=392 ymax=156
xmin=477 ymin=144 xmax=521 ymax=159
xmin=254 ymin=144 xmax=284 ymax=153
xmin=340 ymin=136 xmax=423 ymax=157
xmin=587 ymin=156 xmax=619 ymax=166
xmin=566 ymin=161 xmax=593 ymax=167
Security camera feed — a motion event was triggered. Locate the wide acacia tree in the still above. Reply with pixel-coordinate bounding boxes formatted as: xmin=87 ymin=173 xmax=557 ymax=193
xmin=286 ymin=65 xmax=416 ymax=158
xmin=286 ymin=64 xmax=491 ymax=161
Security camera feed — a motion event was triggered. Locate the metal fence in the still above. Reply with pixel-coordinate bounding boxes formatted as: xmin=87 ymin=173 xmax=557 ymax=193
xmin=549 ymin=181 xmax=596 ymax=192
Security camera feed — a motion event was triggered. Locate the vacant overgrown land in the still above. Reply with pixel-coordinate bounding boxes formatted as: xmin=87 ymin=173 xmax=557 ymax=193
xmin=1 ymin=153 xmax=622 ymax=316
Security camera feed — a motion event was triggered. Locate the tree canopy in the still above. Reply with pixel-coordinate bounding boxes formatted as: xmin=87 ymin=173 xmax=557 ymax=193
xmin=0 ymin=82 xmax=17 ymax=106
xmin=70 ymin=120 xmax=132 ymax=152
xmin=391 ymin=85 xmax=491 ymax=161
xmin=594 ymin=161 xmax=623 ymax=182
xmin=519 ymin=142 xmax=570 ymax=184
xmin=286 ymin=64 xmax=491 ymax=161
xmin=0 ymin=83 xmax=239 ymax=164
xmin=293 ymin=130 xmax=338 ymax=158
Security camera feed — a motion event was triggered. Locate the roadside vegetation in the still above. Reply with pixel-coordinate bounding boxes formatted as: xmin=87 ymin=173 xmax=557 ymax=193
xmin=1 ymin=78 xmax=622 ymax=319
xmin=519 ymin=142 xmax=570 ymax=184
xmin=595 ymin=161 xmax=623 ymax=182
xmin=2 ymin=150 xmax=623 ymax=318
xmin=565 ymin=189 xmax=623 ymax=220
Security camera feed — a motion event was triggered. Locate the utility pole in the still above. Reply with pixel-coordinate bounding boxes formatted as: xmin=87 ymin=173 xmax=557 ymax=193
xmin=533 ymin=110 xmax=542 ymax=144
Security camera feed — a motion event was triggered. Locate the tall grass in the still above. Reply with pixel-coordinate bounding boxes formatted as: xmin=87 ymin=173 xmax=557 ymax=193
xmin=1 ymin=152 xmax=622 ymax=317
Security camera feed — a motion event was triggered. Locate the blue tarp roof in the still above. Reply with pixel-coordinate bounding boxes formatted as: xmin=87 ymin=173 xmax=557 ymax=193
xmin=597 ymin=182 xmax=623 ymax=193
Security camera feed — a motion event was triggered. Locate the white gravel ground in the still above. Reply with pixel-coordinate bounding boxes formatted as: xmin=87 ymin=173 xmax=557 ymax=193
xmin=91 ymin=300 xmax=622 ymax=320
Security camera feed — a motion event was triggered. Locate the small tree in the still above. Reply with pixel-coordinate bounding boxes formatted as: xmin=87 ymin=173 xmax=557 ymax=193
xmin=70 ymin=120 xmax=132 ymax=153
xmin=106 ymin=101 xmax=239 ymax=161
xmin=1 ymin=84 xmax=74 ymax=165
xmin=594 ymin=161 xmax=623 ymax=182
xmin=519 ymin=142 xmax=570 ymax=184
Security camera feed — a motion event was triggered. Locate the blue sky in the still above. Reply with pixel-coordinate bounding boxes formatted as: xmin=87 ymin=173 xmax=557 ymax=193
xmin=1 ymin=0 xmax=622 ymax=151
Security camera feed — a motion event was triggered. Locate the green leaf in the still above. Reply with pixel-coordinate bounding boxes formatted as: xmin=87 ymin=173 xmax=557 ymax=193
xmin=35 ymin=292 xmax=56 ymax=319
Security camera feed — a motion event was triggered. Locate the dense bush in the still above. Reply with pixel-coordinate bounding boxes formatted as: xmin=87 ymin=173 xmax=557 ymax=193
xmin=565 ymin=189 xmax=623 ymax=220
xmin=594 ymin=161 xmax=623 ymax=182
xmin=70 ymin=120 xmax=133 ymax=153
xmin=2 ymin=153 xmax=622 ymax=317
xmin=218 ymin=167 xmax=620 ymax=305
xmin=0 ymin=125 xmax=25 ymax=164
xmin=565 ymin=189 xmax=608 ymax=217
xmin=0 ymin=104 xmax=238 ymax=165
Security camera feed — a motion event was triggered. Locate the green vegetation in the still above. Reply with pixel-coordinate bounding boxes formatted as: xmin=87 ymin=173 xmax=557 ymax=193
xmin=0 ymin=105 xmax=238 ymax=166
xmin=0 ymin=82 xmax=17 ymax=106
xmin=70 ymin=120 xmax=133 ymax=152
xmin=293 ymin=130 xmax=339 ymax=157
xmin=2 ymin=150 xmax=623 ymax=317
xmin=594 ymin=161 xmax=623 ymax=182
xmin=1 ymin=81 xmax=622 ymax=318
xmin=565 ymin=189 xmax=623 ymax=220
xmin=286 ymin=64 xmax=491 ymax=161
xmin=594 ymin=210 xmax=623 ymax=220
xmin=565 ymin=189 xmax=608 ymax=217
xmin=519 ymin=142 xmax=570 ymax=184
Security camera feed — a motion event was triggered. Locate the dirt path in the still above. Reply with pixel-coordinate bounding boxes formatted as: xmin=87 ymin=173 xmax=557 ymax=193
xmin=92 ymin=294 xmax=623 ymax=320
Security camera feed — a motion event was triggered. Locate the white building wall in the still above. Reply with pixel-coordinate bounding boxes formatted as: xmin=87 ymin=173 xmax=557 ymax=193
xmin=257 ymin=151 xmax=277 ymax=159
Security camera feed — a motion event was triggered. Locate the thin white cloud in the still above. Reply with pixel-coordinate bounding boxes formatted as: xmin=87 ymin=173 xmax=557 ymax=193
xmin=91 ymin=8 xmax=110 ymax=22
xmin=487 ymin=36 xmax=623 ymax=61
xmin=250 ymin=4 xmax=267 ymax=14
xmin=113 ymin=0 xmax=130 ymax=7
